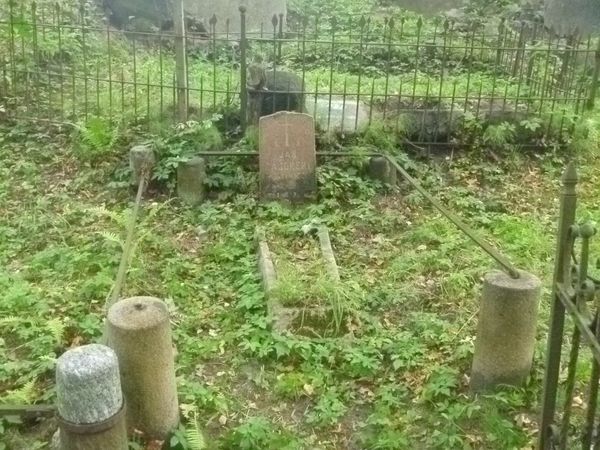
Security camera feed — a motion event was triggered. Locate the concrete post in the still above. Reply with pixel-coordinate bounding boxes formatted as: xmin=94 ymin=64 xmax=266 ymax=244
xmin=177 ymin=156 xmax=206 ymax=206
xmin=368 ymin=157 xmax=397 ymax=186
xmin=470 ymin=270 xmax=541 ymax=392
xmin=55 ymin=344 xmax=127 ymax=450
xmin=107 ymin=297 xmax=179 ymax=439
xmin=129 ymin=145 xmax=155 ymax=187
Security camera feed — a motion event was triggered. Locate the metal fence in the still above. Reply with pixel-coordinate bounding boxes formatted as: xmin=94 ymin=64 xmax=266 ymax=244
xmin=539 ymin=164 xmax=600 ymax=450
xmin=0 ymin=1 xmax=598 ymax=145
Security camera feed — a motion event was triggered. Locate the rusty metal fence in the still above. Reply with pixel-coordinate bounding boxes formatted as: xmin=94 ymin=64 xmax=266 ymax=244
xmin=539 ymin=164 xmax=600 ymax=449
xmin=0 ymin=1 xmax=598 ymax=145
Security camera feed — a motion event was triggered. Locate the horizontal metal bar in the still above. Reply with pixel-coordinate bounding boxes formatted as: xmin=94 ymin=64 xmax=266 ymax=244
xmin=557 ymin=282 xmax=600 ymax=364
xmin=2 ymin=71 xmax=585 ymax=104
xmin=0 ymin=405 xmax=55 ymax=419
xmin=383 ymin=154 xmax=521 ymax=278
xmin=2 ymin=21 xmax=594 ymax=55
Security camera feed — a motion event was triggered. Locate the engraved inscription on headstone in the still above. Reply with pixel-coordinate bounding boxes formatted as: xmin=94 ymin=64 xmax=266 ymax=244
xmin=259 ymin=112 xmax=317 ymax=202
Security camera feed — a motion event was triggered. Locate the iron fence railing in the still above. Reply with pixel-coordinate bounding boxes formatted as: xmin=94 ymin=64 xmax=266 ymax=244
xmin=0 ymin=1 xmax=597 ymax=146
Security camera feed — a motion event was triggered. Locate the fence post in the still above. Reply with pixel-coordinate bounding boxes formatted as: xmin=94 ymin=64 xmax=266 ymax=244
xmin=107 ymin=297 xmax=179 ymax=439
xmin=586 ymin=40 xmax=600 ymax=110
xmin=239 ymin=6 xmax=248 ymax=133
xmin=470 ymin=269 xmax=541 ymax=392
xmin=174 ymin=0 xmax=188 ymax=122
xmin=538 ymin=162 xmax=579 ymax=449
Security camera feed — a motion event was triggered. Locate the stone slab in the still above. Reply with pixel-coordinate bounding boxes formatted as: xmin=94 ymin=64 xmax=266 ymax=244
xmin=313 ymin=97 xmax=370 ymax=133
xmin=186 ymin=0 xmax=286 ymax=34
xmin=259 ymin=111 xmax=317 ymax=202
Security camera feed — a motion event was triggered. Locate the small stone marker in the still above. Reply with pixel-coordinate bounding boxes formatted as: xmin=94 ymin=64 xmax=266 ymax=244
xmin=177 ymin=156 xmax=206 ymax=206
xmin=259 ymin=111 xmax=317 ymax=202
xmin=129 ymin=144 xmax=155 ymax=187
xmin=368 ymin=156 xmax=397 ymax=186
xmin=55 ymin=344 xmax=127 ymax=450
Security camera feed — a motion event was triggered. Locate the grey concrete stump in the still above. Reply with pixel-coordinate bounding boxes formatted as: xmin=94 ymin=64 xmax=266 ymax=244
xmin=368 ymin=157 xmax=397 ymax=186
xmin=107 ymin=297 xmax=179 ymax=439
xmin=55 ymin=344 xmax=127 ymax=450
xmin=470 ymin=270 xmax=541 ymax=392
xmin=176 ymin=156 xmax=206 ymax=206
xmin=129 ymin=145 xmax=155 ymax=186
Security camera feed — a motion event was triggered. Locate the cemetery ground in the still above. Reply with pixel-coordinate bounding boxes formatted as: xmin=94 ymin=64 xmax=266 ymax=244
xmin=2 ymin=120 xmax=600 ymax=449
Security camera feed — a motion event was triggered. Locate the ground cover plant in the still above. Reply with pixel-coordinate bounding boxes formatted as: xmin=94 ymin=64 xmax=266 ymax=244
xmin=1 ymin=116 xmax=599 ymax=449
xmin=2 ymin=0 xmax=600 ymax=449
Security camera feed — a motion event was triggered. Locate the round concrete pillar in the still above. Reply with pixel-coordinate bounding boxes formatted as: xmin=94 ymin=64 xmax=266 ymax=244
xmin=55 ymin=344 xmax=127 ymax=450
xmin=177 ymin=156 xmax=206 ymax=206
xmin=470 ymin=270 xmax=541 ymax=392
xmin=107 ymin=297 xmax=179 ymax=439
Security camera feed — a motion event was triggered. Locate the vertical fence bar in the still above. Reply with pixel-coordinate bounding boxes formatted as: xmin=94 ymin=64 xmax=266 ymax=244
xmin=199 ymin=75 xmax=204 ymax=118
xmin=239 ymin=6 xmax=247 ymax=132
xmin=210 ymin=15 xmax=217 ymax=111
xmin=382 ymin=17 xmax=394 ymax=122
xmin=355 ymin=16 xmax=366 ymax=131
xmin=539 ymin=163 xmax=579 ymax=450
xmin=132 ymin=37 xmax=138 ymax=122
xmin=95 ymin=63 xmax=100 ymax=116
xmin=271 ymin=14 xmax=278 ymax=115
xmin=582 ymin=316 xmax=600 ymax=449
xmin=80 ymin=1 xmax=88 ymax=122
xmin=301 ymin=17 xmax=308 ymax=119
xmin=395 ymin=80 xmax=403 ymax=134
xmin=433 ymin=20 xmax=449 ymax=143
xmin=278 ymin=13 xmax=284 ymax=63
xmin=411 ymin=18 xmax=423 ymax=107
xmin=31 ymin=2 xmax=40 ymax=119
xmin=106 ymin=15 xmax=113 ymax=124
xmin=146 ymin=70 xmax=150 ymax=126
xmin=159 ymin=28 xmax=164 ymax=119
xmin=559 ymin=327 xmax=581 ymax=449
xmin=586 ymin=40 xmax=600 ymax=110
xmin=120 ymin=67 xmax=124 ymax=121
xmin=174 ymin=0 xmax=188 ymax=122
xmin=8 ymin=0 xmax=17 ymax=118
xmin=327 ymin=17 xmax=337 ymax=131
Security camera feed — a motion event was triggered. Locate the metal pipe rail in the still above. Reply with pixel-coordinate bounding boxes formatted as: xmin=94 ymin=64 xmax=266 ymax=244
xmin=195 ymin=149 xmax=521 ymax=278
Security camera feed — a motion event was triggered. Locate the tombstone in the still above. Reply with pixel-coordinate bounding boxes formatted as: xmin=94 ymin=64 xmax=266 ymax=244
xmin=186 ymin=0 xmax=286 ymax=34
xmin=259 ymin=112 xmax=317 ymax=202
xmin=313 ymin=97 xmax=369 ymax=133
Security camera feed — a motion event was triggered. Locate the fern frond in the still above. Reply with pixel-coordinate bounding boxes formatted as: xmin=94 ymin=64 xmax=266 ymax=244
xmin=185 ymin=416 xmax=207 ymax=450
xmin=0 ymin=316 xmax=23 ymax=326
xmin=46 ymin=318 xmax=65 ymax=344
xmin=98 ymin=231 xmax=124 ymax=249
xmin=4 ymin=380 xmax=37 ymax=403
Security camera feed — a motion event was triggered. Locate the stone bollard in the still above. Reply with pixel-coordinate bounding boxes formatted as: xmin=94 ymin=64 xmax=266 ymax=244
xmin=55 ymin=344 xmax=127 ymax=450
xmin=107 ymin=297 xmax=179 ymax=439
xmin=129 ymin=145 xmax=155 ymax=186
xmin=177 ymin=156 xmax=206 ymax=206
xmin=470 ymin=270 xmax=541 ymax=392
xmin=368 ymin=157 xmax=397 ymax=186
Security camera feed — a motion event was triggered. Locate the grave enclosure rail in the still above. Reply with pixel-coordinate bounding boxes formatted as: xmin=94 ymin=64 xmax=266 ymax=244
xmin=0 ymin=2 xmax=598 ymax=147
xmin=539 ymin=164 xmax=600 ymax=450
xmin=199 ymin=149 xmax=520 ymax=279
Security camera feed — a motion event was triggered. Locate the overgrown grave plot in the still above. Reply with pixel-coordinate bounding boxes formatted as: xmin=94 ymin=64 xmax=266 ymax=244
xmin=257 ymin=225 xmax=359 ymax=337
